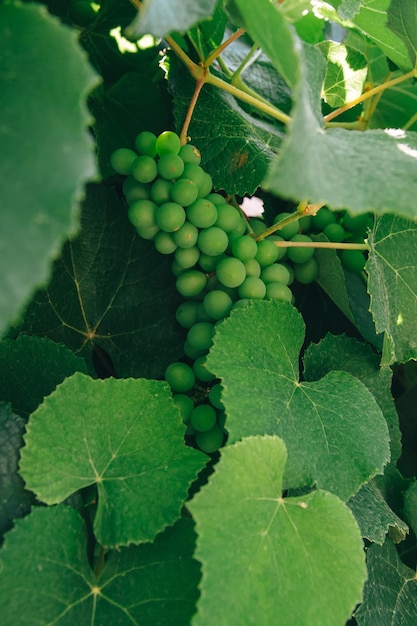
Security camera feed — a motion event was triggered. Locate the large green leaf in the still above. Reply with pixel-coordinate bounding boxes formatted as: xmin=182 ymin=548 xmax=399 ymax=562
xmin=355 ymin=539 xmax=417 ymax=625
xmin=367 ymin=214 xmax=417 ymax=365
xmin=387 ymin=0 xmax=417 ymax=70
xmin=19 ymin=372 xmax=206 ymax=547
xmin=11 ymin=184 xmax=185 ymax=379
xmin=189 ymin=435 xmax=367 ymax=626
xmin=0 ymin=3 xmax=97 ymax=336
xmin=0 ymin=506 xmax=200 ymax=626
xmin=127 ymin=0 xmax=217 ymax=38
xmin=207 ymin=300 xmax=390 ymax=501
xmin=266 ymin=44 xmax=417 ymax=219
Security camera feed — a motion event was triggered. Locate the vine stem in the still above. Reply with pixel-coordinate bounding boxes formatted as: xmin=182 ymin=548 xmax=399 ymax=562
xmin=324 ymin=69 xmax=416 ymax=124
xmin=94 ymin=545 xmax=106 ymax=578
xmin=273 ymin=241 xmax=370 ymax=250
xmin=205 ymin=28 xmax=245 ymax=67
xmin=255 ymin=201 xmax=326 ymax=241
xmin=180 ymin=78 xmax=206 ymax=144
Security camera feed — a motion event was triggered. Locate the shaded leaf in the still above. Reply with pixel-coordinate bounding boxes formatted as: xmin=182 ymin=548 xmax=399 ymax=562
xmin=127 ymin=0 xmax=217 ymax=38
xmin=19 ymin=373 xmax=206 ymax=547
xmin=404 ymin=480 xmax=417 ymax=538
xmin=387 ymin=0 xmax=417 ymax=70
xmin=0 ymin=3 xmax=97 ymax=336
xmin=0 ymin=505 xmax=200 ymax=626
xmin=189 ymin=435 xmax=367 ymax=626
xmin=207 ymin=300 xmax=390 ymax=500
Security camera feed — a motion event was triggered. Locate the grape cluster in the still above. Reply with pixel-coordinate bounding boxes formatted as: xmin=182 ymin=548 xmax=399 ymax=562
xmin=111 ymin=130 xmax=369 ymax=454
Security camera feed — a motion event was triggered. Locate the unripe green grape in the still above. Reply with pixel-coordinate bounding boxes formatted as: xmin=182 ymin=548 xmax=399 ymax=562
xmin=206 ymin=193 xmax=226 ymax=206
xmin=342 ymin=212 xmax=371 ymax=237
xmin=172 ymin=393 xmax=194 ymax=423
xmin=187 ymin=321 xmax=215 ymax=351
xmin=176 ymin=270 xmax=207 ymax=298
xmin=196 ymin=303 xmax=213 ymax=322
xmin=340 ymin=249 xmax=366 ymax=273
xmin=156 ymin=130 xmax=181 ymax=156
xmin=250 ymin=218 xmax=267 ymax=235
xmin=244 ymin=258 xmax=261 ymax=277
xmin=171 ymin=259 xmax=186 ymax=276
xmin=172 ymin=221 xmax=199 ymax=248
xmin=265 ymin=282 xmax=293 ymax=302
xmin=136 ymin=224 xmax=160 ymax=240
xmin=135 ymin=131 xmax=157 ymax=157
xmin=287 ymin=234 xmax=315 ymax=263
xmin=238 ymin=276 xmax=266 ymax=299
xmin=175 ymin=245 xmax=200 ymax=269
xmin=198 ymin=227 xmax=229 ymax=256
xmin=185 ymin=422 xmax=197 ymax=436
xmin=282 ymin=262 xmax=295 ymax=285
xmin=128 ymin=199 xmax=158 ymax=230
xmin=215 ymin=203 xmax=242 ymax=232
xmin=132 ymin=155 xmax=158 ymax=183
xmin=298 ymin=215 xmax=312 ymax=232
xmin=184 ymin=340 xmax=206 ymax=361
xmin=206 ymin=277 xmax=237 ymax=300
xmin=191 ymin=404 xmax=217 ymax=432
xmin=193 ymin=355 xmax=216 ymax=382
xmin=150 ymin=178 xmax=172 ymax=205
xmin=231 ymin=235 xmax=258 ymax=261
xmin=209 ymin=383 xmax=224 ymax=410
xmin=187 ymin=198 xmax=218 ymax=228
xmin=157 ymin=154 xmax=184 ymax=179
xmin=182 ymin=164 xmax=205 ymax=188
xmin=203 ymin=290 xmax=233 ymax=320
xmin=179 ymin=143 xmax=201 ymax=165
xmin=155 ymin=202 xmax=186 ymax=232
xmin=176 ymin=300 xmax=200 ymax=328
xmin=165 ymin=362 xmax=195 ymax=393
xmin=323 ymin=223 xmax=345 ymax=242
xmin=216 ymin=257 xmax=246 ymax=288
xmin=195 ymin=425 xmax=224 ymax=453
xmin=197 ymin=172 xmax=213 ymax=197
xmin=110 ymin=148 xmax=138 ymax=175
xmin=261 ymin=263 xmax=291 ymax=285
xmin=232 ymin=298 xmax=250 ymax=309
xmin=273 ymin=212 xmax=299 ymax=240
xmin=312 ymin=207 xmax=336 ymax=231
xmin=269 ymin=236 xmax=287 ymax=261
xmin=171 ymin=178 xmax=199 ymax=206
xmin=122 ymin=177 xmax=150 ymax=204
xmin=198 ymin=253 xmax=224 ymax=272
xmin=154 ymin=231 xmax=177 ymax=254
xmin=255 ymin=239 xmax=279 ymax=267
xmin=293 ymin=257 xmax=319 ymax=284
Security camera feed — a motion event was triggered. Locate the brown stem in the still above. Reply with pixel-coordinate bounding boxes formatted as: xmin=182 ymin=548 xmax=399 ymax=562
xmin=180 ymin=77 xmax=207 ymax=144
xmin=205 ymin=28 xmax=245 ymax=67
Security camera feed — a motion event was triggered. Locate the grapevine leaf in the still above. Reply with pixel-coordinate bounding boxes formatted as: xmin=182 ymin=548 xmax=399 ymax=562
xmin=11 ymin=184 xmax=185 ymax=379
xmin=404 ymin=481 xmax=417 ymax=538
xmin=387 ymin=0 xmax=417 ymax=70
xmin=0 ymin=404 xmax=34 ymax=539
xmin=189 ymin=435 xmax=367 ymax=626
xmin=348 ymin=480 xmax=408 ymax=545
xmin=0 ymin=505 xmax=200 ymax=626
xmin=355 ymin=539 xmax=417 ymax=625
xmin=172 ymin=67 xmax=284 ymax=195
xmin=303 ymin=333 xmax=401 ymax=463
xmin=266 ymin=43 xmax=417 ymax=218
xmin=127 ymin=0 xmax=217 ymax=38
xmin=19 ymin=373 xmax=206 ymax=548
xmin=338 ymin=0 xmax=362 ymax=20
xmin=0 ymin=335 xmax=88 ymax=419
xmin=0 ymin=3 xmax=97 ymax=337
xmin=318 ymin=41 xmax=368 ymax=108
xmin=206 ymin=300 xmax=390 ymax=501
xmin=367 ymin=214 xmax=417 ymax=365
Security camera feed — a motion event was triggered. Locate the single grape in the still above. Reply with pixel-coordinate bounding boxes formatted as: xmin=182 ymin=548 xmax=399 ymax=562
xmin=187 ymin=198 xmax=218 ymax=228
xmin=136 ymin=224 xmax=160 ymax=240
xmin=172 ymin=221 xmax=199 ymax=248
xmin=269 ymin=235 xmax=287 ymax=261
xmin=244 ymin=258 xmax=261 ymax=277
xmin=128 ymin=199 xmax=158 ymax=230
xmin=238 ymin=276 xmax=266 ymax=299
xmin=293 ymin=257 xmax=319 ymax=284
xmin=132 ymin=155 xmax=158 ymax=184
xmin=122 ymin=177 xmax=150 ymax=204
xmin=156 ymin=130 xmax=181 ymax=156
xmin=203 ymin=290 xmax=233 ymax=320
xmin=273 ymin=212 xmax=299 ymax=240
xmin=193 ymin=355 xmax=216 ymax=383
xmin=340 ymin=249 xmax=366 ymax=273
xmin=312 ymin=207 xmax=336 ymax=231
xmin=155 ymin=202 xmax=186 ymax=232
xmin=198 ymin=227 xmax=229 ymax=256
xmin=250 ymin=218 xmax=267 ymax=235
xmin=287 ymin=234 xmax=315 ymax=263
xmin=298 ymin=215 xmax=312 ymax=232
xmin=216 ymin=257 xmax=246 ymax=288
xmin=179 ymin=143 xmax=201 ymax=165
xmin=135 ymin=131 xmax=157 ymax=157
xmin=184 ymin=340 xmax=206 ymax=360
xmin=187 ymin=321 xmax=215 ymax=351
xmin=255 ymin=239 xmax=279 ymax=267
xmin=195 ymin=425 xmax=224 ymax=453
xmin=110 ymin=148 xmax=138 ymax=175
xmin=172 ymin=393 xmax=194 ymax=423
xmin=214 ymin=203 xmax=242 ymax=232
xmin=265 ymin=282 xmax=293 ymax=302
xmin=231 ymin=235 xmax=258 ymax=262
xmin=323 ymin=223 xmax=345 ymax=243
xmin=181 ymin=164 xmax=205 ymax=188
xmin=165 ymin=362 xmax=195 ymax=393
xmin=176 ymin=270 xmax=207 ymax=298
xmin=342 ymin=212 xmax=371 ymax=237
xmin=206 ymin=193 xmax=226 ymax=206
xmin=171 ymin=178 xmax=199 ymax=206
xmin=199 ymin=253 xmax=225 ymax=272
xmin=174 ymin=246 xmax=200 ymax=269
xmin=171 ymin=259 xmax=186 ymax=277
xmin=208 ymin=383 xmax=225 ymax=410
xmin=157 ymin=154 xmax=184 ymax=180
xmin=176 ymin=300 xmax=200 ymax=328
xmin=190 ymin=404 xmax=217 ymax=432
xmin=261 ymin=263 xmax=291 ymax=285
xmin=197 ymin=171 xmax=213 ymax=197
xmin=150 ymin=178 xmax=172 ymax=205
xmin=196 ymin=302 xmax=213 ymax=322
xmin=154 ymin=231 xmax=177 ymax=254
